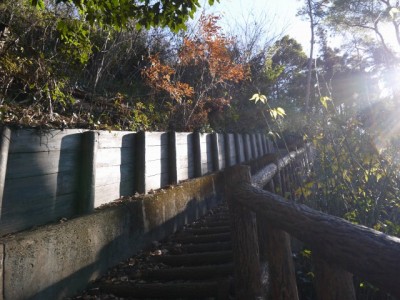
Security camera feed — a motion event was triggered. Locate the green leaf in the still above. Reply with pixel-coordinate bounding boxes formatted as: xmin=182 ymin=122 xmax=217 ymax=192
xmin=343 ymin=170 xmax=351 ymax=183
xmin=34 ymin=0 xmax=45 ymax=9
xmin=56 ymin=21 xmax=68 ymax=38
xmin=320 ymin=96 xmax=331 ymax=109
xmin=376 ymin=173 xmax=383 ymax=182
xmin=364 ymin=171 xmax=369 ymax=182
xmin=301 ymin=249 xmax=312 ymax=258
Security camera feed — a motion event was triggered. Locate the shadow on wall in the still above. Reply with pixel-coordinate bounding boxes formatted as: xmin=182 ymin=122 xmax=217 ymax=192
xmin=160 ymin=132 xmax=169 ymax=189
xmin=0 ymin=130 xmax=82 ymax=236
xmin=23 ymin=193 xmax=220 ymax=300
xmin=58 ymin=133 xmax=84 ymax=217
xmin=119 ymin=133 xmax=136 ymax=198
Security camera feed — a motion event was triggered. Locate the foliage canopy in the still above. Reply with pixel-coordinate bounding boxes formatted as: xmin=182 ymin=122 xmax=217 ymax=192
xmin=29 ymin=0 xmax=218 ymax=32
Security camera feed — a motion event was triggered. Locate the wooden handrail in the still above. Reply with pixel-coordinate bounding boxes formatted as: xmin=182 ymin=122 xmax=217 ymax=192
xmin=225 ymin=148 xmax=400 ymax=299
xmin=225 ymin=148 xmax=310 ymax=300
xmin=251 ymin=147 xmax=307 ymax=189
xmin=235 ymin=182 xmax=400 ymax=298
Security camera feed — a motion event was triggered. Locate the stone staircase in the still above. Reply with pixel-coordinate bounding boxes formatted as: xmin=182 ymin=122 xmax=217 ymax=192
xmin=70 ymin=203 xmax=234 ymax=300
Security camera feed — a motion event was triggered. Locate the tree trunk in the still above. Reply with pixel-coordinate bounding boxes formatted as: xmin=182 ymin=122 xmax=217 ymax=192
xmin=305 ymin=0 xmax=315 ymax=113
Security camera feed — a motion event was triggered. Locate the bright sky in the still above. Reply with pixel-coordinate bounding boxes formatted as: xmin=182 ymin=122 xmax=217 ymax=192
xmin=200 ymin=0 xmax=312 ymax=54
xmin=197 ymin=0 xmax=400 ymax=59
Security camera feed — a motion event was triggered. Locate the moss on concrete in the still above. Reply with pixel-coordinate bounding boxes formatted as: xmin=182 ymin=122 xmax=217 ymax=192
xmin=0 ymin=172 xmax=223 ymax=300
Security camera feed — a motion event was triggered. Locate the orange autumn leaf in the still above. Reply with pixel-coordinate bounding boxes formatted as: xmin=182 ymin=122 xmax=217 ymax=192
xmin=142 ymin=54 xmax=194 ymax=103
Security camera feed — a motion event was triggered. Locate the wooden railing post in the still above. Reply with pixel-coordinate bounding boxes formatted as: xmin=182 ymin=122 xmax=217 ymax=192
xmin=313 ymin=254 xmax=356 ymax=300
xmin=224 ymin=165 xmax=263 ymax=299
xmin=293 ymin=151 xmax=302 ymax=191
xmin=257 ymin=173 xmax=299 ymax=300
xmin=257 ymin=180 xmax=274 ymax=262
xmin=285 ymin=160 xmax=293 ymax=200
xmin=278 ymin=163 xmax=286 ymax=197
xmin=290 ymin=154 xmax=299 ymax=199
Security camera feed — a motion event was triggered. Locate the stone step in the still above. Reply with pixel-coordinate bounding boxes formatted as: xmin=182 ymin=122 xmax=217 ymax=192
xmin=171 ymin=232 xmax=231 ymax=244
xmin=182 ymin=241 xmax=232 ymax=253
xmin=71 ymin=202 xmax=235 ymax=299
xmin=139 ymin=263 xmax=233 ymax=280
xmin=153 ymin=250 xmax=233 ymax=266
xmin=180 ymin=226 xmax=231 ymax=235
xmin=98 ymin=279 xmax=231 ymax=299
xmin=190 ymin=220 xmax=231 ymax=228
xmin=204 ymin=214 xmax=230 ymax=220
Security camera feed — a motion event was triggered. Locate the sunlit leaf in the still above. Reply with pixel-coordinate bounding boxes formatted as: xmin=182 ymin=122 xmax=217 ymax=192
xmin=376 ymin=173 xmax=383 ymax=182
xmin=249 ymin=93 xmax=267 ymax=103
xmin=301 ymin=249 xmax=312 ymax=258
xmin=276 ymin=107 xmax=286 ymax=116
xmin=320 ymin=96 xmax=331 ymax=109
xmin=343 ymin=170 xmax=351 ymax=183
xmin=295 ymin=187 xmax=303 ymax=197
xmin=389 ymin=7 xmax=400 ymax=19
xmin=249 ymin=93 xmax=258 ymax=101
xmin=307 ymin=272 xmax=315 ymax=279
xmin=270 ymin=109 xmax=278 ymax=119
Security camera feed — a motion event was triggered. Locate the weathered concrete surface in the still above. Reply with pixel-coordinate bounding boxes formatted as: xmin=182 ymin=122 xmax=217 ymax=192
xmin=0 ymin=244 xmax=3 ymax=300
xmin=0 ymin=173 xmax=223 ymax=300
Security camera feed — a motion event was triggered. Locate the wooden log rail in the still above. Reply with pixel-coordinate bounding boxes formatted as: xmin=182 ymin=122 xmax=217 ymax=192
xmin=225 ymin=147 xmax=400 ymax=300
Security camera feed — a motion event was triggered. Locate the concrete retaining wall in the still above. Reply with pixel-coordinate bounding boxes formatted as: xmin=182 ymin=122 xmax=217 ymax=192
xmin=0 ymin=128 xmax=274 ymax=236
xmin=0 ymin=172 xmax=223 ymax=300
